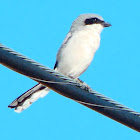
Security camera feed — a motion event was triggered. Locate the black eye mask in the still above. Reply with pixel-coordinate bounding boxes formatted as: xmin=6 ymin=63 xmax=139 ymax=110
xmin=84 ymin=18 xmax=103 ymax=25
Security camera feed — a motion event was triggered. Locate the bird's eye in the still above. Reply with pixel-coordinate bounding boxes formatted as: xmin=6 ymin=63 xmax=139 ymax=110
xmin=93 ymin=18 xmax=98 ymax=22
xmin=85 ymin=18 xmax=99 ymax=25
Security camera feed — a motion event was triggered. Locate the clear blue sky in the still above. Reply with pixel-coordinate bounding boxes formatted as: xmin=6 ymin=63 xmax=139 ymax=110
xmin=0 ymin=0 xmax=140 ymax=139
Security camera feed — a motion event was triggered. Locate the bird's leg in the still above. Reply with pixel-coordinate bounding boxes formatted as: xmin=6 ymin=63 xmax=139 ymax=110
xmin=68 ymin=76 xmax=91 ymax=92
xmin=76 ymin=78 xmax=92 ymax=92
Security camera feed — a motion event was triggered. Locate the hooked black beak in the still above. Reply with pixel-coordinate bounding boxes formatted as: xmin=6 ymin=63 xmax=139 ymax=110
xmin=102 ymin=21 xmax=111 ymax=27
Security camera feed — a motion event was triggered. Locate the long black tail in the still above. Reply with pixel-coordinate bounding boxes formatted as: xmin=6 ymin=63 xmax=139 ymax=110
xmin=8 ymin=83 xmax=50 ymax=113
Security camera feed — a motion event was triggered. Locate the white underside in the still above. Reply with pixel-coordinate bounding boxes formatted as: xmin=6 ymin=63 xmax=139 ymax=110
xmin=56 ymin=29 xmax=100 ymax=78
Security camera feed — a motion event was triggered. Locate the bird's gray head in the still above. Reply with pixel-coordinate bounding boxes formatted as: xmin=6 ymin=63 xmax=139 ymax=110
xmin=70 ymin=14 xmax=111 ymax=33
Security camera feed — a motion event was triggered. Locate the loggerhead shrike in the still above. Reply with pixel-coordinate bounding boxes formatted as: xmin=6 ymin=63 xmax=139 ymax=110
xmin=8 ymin=13 xmax=111 ymax=113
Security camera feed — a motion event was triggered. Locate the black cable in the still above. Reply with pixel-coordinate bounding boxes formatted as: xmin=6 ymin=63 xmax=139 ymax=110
xmin=0 ymin=44 xmax=140 ymax=132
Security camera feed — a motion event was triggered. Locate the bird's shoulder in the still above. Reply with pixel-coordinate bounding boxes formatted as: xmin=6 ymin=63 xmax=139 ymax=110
xmin=62 ymin=32 xmax=73 ymax=45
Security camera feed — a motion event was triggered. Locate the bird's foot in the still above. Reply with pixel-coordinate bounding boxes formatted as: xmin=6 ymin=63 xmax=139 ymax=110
xmin=76 ymin=78 xmax=92 ymax=92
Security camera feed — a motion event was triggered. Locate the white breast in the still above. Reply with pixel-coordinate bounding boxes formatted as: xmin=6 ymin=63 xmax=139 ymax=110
xmin=56 ymin=29 xmax=100 ymax=78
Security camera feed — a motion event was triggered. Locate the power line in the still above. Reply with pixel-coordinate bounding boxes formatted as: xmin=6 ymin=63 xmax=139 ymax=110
xmin=0 ymin=43 xmax=140 ymax=132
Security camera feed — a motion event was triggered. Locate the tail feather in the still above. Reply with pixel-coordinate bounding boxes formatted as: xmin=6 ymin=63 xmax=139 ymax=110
xmin=8 ymin=83 xmax=50 ymax=113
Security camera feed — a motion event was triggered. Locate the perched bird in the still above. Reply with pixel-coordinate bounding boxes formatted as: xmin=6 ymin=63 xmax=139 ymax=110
xmin=8 ymin=13 xmax=111 ymax=113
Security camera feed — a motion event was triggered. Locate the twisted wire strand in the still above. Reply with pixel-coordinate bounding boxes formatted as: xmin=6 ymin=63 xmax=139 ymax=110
xmin=1 ymin=43 xmax=140 ymax=116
